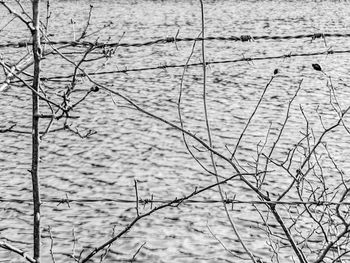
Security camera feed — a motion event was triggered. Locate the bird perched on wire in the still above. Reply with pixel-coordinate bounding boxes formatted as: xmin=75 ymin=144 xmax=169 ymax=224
xmin=312 ymin=63 xmax=322 ymax=71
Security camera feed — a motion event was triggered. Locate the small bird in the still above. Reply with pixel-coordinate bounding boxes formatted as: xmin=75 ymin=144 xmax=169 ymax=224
xmin=273 ymin=68 xmax=279 ymax=75
xmin=312 ymin=63 xmax=322 ymax=71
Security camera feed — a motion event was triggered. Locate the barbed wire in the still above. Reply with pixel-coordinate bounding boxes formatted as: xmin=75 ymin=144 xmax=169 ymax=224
xmin=0 ymin=32 xmax=349 ymax=49
xmin=0 ymin=197 xmax=348 ymax=206
xmin=39 ymin=48 xmax=350 ymax=80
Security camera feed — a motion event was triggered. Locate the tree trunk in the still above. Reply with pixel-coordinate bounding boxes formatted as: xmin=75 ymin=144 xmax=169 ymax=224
xmin=31 ymin=1 xmax=41 ymax=262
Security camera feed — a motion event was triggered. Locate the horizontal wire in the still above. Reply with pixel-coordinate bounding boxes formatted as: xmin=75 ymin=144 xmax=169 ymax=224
xmin=0 ymin=32 xmax=347 ymax=49
xmin=1 ymin=48 xmax=344 ymax=85
xmin=38 ymin=48 xmax=350 ymax=80
xmin=0 ymin=198 xmax=347 ymax=206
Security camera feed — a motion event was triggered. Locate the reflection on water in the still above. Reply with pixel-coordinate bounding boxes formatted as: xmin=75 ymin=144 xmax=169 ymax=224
xmin=1 ymin=0 xmax=350 ymax=262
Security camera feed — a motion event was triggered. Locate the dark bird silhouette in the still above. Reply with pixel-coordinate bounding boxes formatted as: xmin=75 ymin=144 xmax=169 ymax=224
xmin=312 ymin=63 xmax=322 ymax=71
xmin=273 ymin=68 xmax=279 ymax=75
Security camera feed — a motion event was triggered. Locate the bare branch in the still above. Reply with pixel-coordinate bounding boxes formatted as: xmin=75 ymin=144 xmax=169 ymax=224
xmin=0 ymin=241 xmax=36 ymax=263
xmin=231 ymin=75 xmax=275 ymax=160
xmin=0 ymin=1 xmax=34 ymax=31
xmin=79 ymin=171 xmax=242 ymax=262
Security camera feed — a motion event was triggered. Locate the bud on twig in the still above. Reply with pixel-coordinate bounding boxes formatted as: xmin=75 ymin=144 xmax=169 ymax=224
xmin=90 ymin=86 xmax=99 ymax=92
xmin=312 ymin=63 xmax=322 ymax=71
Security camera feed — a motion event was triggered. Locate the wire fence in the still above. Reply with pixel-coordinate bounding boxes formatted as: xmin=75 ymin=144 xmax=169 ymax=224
xmin=2 ymin=32 xmax=349 ymax=84
xmin=0 ymin=197 xmax=348 ymax=206
xmin=0 ymin=32 xmax=349 ymax=49
xmin=1 ymin=29 xmax=350 ymax=210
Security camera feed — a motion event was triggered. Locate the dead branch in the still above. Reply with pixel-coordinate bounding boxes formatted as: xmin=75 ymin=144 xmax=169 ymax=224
xmin=231 ymin=75 xmax=275 ymax=160
xmin=0 ymin=241 xmax=36 ymax=263
xmin=198 ymin=0 xmax=256 ymax=261
xmin=79 ymin=171 xmax=243 ymax=262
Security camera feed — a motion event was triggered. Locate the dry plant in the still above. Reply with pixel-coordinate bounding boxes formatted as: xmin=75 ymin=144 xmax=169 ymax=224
xmin=1 ymin=1 xmax=350 ymax=263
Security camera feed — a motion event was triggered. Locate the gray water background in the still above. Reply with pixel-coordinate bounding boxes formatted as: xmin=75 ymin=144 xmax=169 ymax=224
xmin=1 ymin=0 xmax=350 ymax=262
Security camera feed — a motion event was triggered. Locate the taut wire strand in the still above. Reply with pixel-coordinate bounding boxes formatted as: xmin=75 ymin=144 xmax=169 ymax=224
xmin=0 ymin=32 xmax=348 ymax=49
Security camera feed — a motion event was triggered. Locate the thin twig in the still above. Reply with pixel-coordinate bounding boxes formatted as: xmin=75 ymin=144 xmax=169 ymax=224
xmin=48 ymin=226 xmax=57 ymax=263
xmin=134 ymin=179 xmax=139 ymax=217
xmin=231 ymin=75 xmax=275 ymax=160
xmin=198 ymin=1 xmax=257 ymax=262
xmin=130 ymin=242 xmax=146 ymax=263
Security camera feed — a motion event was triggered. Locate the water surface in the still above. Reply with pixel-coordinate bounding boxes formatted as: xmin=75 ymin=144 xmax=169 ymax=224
xmin=1 ymin=0 xmax=350 ymax=262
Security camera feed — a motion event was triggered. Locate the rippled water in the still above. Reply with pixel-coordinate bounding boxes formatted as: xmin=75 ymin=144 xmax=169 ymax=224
xmin=2 ymin=0 xmax=350 ymax=262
